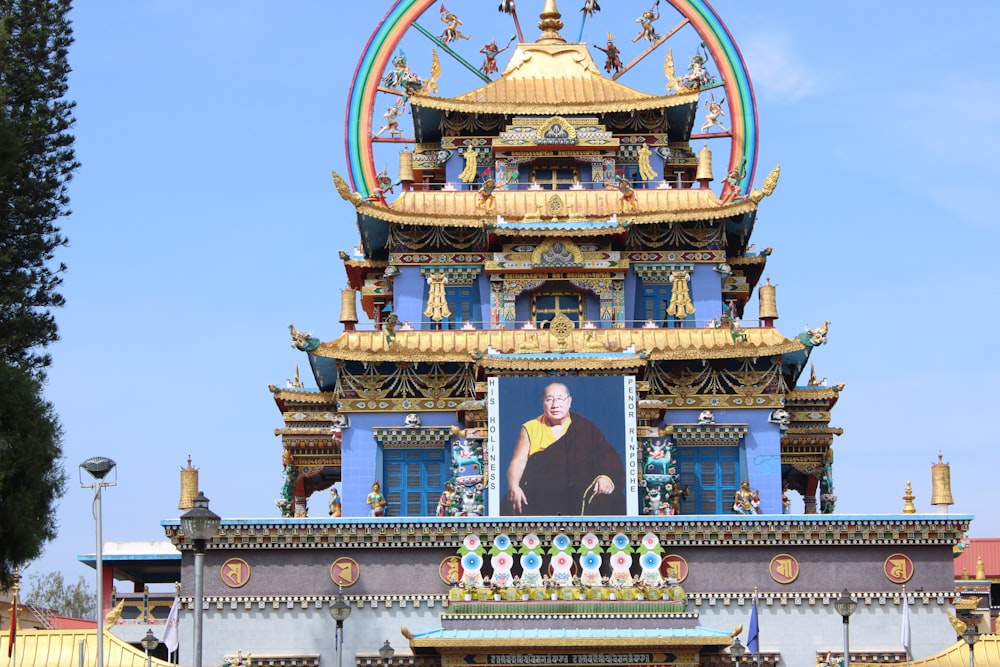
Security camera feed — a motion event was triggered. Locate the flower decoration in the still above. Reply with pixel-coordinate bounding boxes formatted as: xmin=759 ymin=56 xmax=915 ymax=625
xmin=492 ymin=533 xmax=512 ymax=553
xmin=640 ymin=532 xmax=663 ymax=554
xmin=520 ymin=552 xmax=542 ymax=571
xmin=550 ymin=533 xmax=572 ymax=553
xmin=610 ymin=552 xmax=632 ymax=569
xmin=640 ymin=551 xmax=662 ymax=570
xmin=520 ymin=533 xmax=541 ymax=553
xmin=492 ymin=552 xmax=513 ymax=570
xmin=462 ymin=534 xmax=483 ymax=554
xmin=579 ymin=532 xmax=602 ymax=554
xmin=611 ymin=533 xmax=633 ymax=553
xmin=551 ymin=552 xmax=573 ymax=571
xmin=462 ymin=552 xmax=483 ymax=572
xmin=580 ymin=552 xmax=602 ymax=570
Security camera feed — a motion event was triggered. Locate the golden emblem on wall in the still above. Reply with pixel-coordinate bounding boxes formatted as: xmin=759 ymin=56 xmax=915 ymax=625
xmin=660 ymin=554 xmax=689 ymax=583
xmin=439 ymin=555 xmax=462 ymax=585
xmin=220 ymin=558 xmax=251 ymax=589
xmin=768 ymin=553 xmax=799 ymax=584
xmin=883 ymin=553 xmax=914 ymax=584
xmin=329 ymin=557 xmax=360 ymax=587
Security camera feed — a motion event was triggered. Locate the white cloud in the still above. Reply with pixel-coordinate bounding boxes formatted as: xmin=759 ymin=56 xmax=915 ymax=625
xmin=739 ymin=32 xmax=823 ymax=102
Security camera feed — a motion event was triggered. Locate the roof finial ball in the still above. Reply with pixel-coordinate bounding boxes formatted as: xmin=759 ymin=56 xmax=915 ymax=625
xmin=538 ymin=0 xmax=565 ymax=43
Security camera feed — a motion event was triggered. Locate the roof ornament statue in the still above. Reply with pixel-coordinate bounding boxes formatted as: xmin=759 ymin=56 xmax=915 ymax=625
xmin=497 ymin=0 xmax=525 ymax=43
xmin=665 ymin=47 xmax=714 ymax=94
xmin=580 ymin=0 xmax=601 ymax=18
xmin=700 ymin=94 xmax=728 ymax=133
xmin=632 ymin=0 xmax=661 ymax=43
xmin=438 ymin=5 xmax=470 ymax=44
xmin=800 ymin=320 xmax=830 ymax=347
xmin=381 ymin=50 xmax=438 ymax=105
xmin=373 ymin=102 xmax=403 ymax=138
xmin=289 ymin=324 xmax=320 ymax=352
xmin=476 ymin=171 xmax=497 ymax=214
xmin=616 ymin=172 xmax=637 ymax=214
xmin=480 ymin=35 xmax=515 ymax=77
xmin=594 ymin=33 xmax=622 ymax=75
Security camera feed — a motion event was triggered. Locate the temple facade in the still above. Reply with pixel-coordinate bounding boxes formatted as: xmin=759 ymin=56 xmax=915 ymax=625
xmin=109 ymin=3 xmax=987 ymax=667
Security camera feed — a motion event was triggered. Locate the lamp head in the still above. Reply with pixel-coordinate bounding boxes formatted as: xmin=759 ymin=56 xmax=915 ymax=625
xmin=834 ymin=588 xmax=858 ymax=619
xmin=141 ymin=629 xmax=160 ymax=652
xmin=329 ymin=594 xmax=352 ymax=623
xmin=80 ymin=457 xmax=117 ymax=483
xmin=379 ymin=640 xmax=395 ymax=661
xmin=180 ymin=491 xmax=221 ymax=542
xmin=730 ymin=637 xmax=745 ymax=660
xmin=963 ymin=624 xmax=980 ymax=647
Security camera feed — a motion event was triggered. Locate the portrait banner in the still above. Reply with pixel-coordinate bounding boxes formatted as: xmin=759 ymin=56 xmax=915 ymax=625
xmin=488 ymin=375 xmax=638 ymax=516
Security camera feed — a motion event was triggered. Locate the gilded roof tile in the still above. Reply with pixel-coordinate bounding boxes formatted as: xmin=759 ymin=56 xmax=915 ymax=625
xmin=412 ymin=42 xmax=698 ymax=114
xmin=360 ymin=188 xmax=756 ymax=227
xmin=2 ymin=630 xmax=173 ymax=667
xmin=313 ymin=328 xmax=803 ymax=363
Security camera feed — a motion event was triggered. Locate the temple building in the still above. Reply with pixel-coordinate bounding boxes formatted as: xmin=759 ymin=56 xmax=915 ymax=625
xmin=3 ymin=2 xmax=991 ymax=667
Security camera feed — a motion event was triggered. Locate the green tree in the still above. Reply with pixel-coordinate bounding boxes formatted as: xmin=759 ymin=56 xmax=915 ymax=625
xmin=0 ymin=0 xmax=79 ymax=377
xmin=0 ymin=360 xmax=66 ymax=586
xmin=23 ymin=570 xmax=95 ymax=620
xmin=0 ymin=0 xmax=76 ymax=585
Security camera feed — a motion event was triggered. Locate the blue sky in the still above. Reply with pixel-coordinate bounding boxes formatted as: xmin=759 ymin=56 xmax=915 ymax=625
xmin=32 ymin=1 xmax=1000 ymax=582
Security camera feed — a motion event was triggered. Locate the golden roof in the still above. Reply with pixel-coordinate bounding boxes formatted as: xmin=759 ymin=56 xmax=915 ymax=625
xmin=411 ymin=41 xmax=698 ymax=115
xmin=853 ymin=635 xmax=1000 ymax=667
xmin=2 ymin=629 xmax=174 ymax=667
xmin=314 ymin=327 xmax=803 ymax=363
xmin=359 ymin=188 xmax=756 ymax=228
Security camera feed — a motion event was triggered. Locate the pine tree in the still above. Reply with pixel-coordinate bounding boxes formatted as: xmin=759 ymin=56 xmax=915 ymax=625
xmin=0 ymin=0 xmax=74 ymax=586
xmin=0 ymin=0 xmax=79 ymax=377
xmin=0 ymin=360 xmax=66 ymax=586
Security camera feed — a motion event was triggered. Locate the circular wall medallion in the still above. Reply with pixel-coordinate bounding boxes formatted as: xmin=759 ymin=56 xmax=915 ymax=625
xmin=660 ymin=554 xmax=689 ymax=583
xmin=884 ymin=553 xmax=914 ymax=584
xmin=330 ymin=557 xmax=360 ymax=587
xmin=768 ymin=553 xmax=799 ymax=584
xmin=439 ymin=555 xmax=463 ymax=585
xmin=220 ymin=558 xmax=250 ymax=589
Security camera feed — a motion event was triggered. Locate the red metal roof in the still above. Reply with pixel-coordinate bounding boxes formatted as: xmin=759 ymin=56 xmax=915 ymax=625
xmin=954 ymin=538 xmax=1000 ymax=578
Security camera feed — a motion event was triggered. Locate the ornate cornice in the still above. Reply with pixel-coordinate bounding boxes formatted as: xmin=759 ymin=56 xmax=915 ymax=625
xmin=163 ymin=516 xmax=972 ymax=551
xmin=672 ymin=424 xmax=748 ymax=446
xmin=372 ymin=427 xmax=454 ymax=449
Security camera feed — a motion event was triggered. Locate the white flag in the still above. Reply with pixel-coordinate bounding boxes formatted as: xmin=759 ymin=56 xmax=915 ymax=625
xmin=901 ymin=593 xmax=911 ymax=658
xmin=162 ymin=597 xmax=180 ymax=655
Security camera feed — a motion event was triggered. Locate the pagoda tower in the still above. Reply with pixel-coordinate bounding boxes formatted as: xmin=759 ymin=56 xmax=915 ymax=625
xmin=157 ymin=5 xmax=973 ymax=667
xmin=272 ymin=0 xmax=836 ymax=522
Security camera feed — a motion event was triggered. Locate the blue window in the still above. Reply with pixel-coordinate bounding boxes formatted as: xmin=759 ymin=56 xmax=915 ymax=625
xmin=384 ymin=448 xmax=447 ymax=516
xmin=423 ymin=281 xmax=479 ymax=329
xmin=677 ymin=446 xmax=740 ymax=514
xmin=637 ymin=281 xmax=693 ymax=327
xmin=444 ymin=285 xmax=477 ymax=328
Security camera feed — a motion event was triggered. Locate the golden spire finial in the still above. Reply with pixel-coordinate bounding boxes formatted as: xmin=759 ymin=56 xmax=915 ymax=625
xmin=902 ymin=481 xmax=916 ymax=514
xmin=537 ymin=0 xmax=565 ymax=43
xmin=975 ymin=556 xmax=986 ymax=580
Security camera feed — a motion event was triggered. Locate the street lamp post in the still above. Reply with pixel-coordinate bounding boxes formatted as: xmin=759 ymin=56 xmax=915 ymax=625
xmin=141 ymin=629 xmax=160 ymax=667
xmin=963 ymin=624 xmax=979 ymax=667
xmin=329 ymin=591 xmax=352 ymax=667
xmin=80 ymin=457 xmax=117 ymax=667
xmin=834 ymin=589 xmax=858 ymax=667
xmin=379 ymin=640 xmax=395 ymax=667
xmin=180 ymin=492 xmax=221 ymax=667
xmin=729 ymin=637 xmax=745 ymax=665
